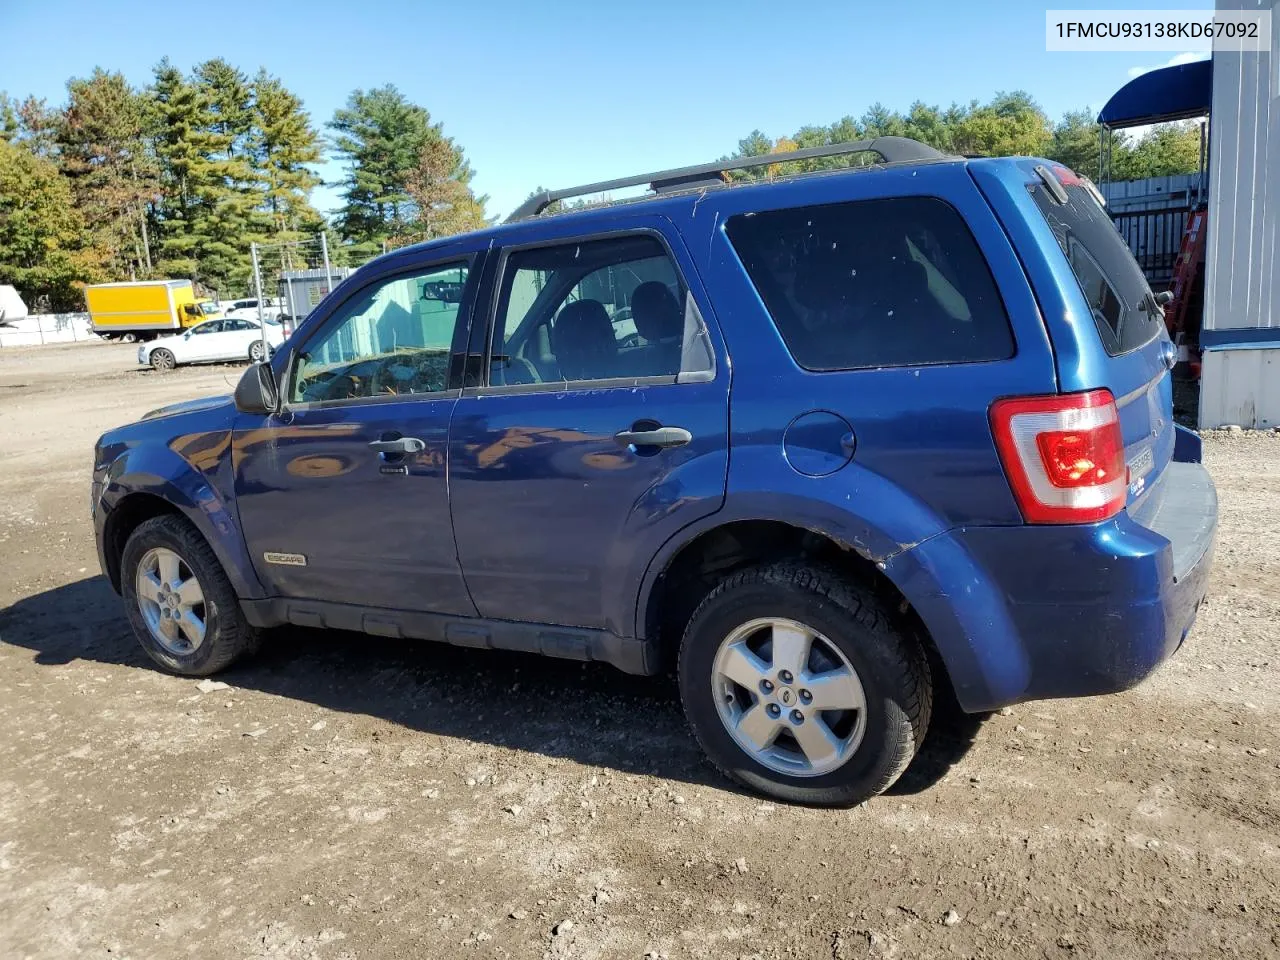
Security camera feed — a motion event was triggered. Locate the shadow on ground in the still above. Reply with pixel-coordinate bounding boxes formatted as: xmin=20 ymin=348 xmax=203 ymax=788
xmin=0 ymin=576 xmax=986 ymax=799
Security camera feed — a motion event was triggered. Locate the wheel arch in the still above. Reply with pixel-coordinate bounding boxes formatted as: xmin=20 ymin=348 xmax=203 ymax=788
xmin=638 ymin=516 xmax=955 ymax=699
xmin=99 ymin=459 xmax=265 ymax=602
xmin=102 ymin=491 xmax=186 ymax=591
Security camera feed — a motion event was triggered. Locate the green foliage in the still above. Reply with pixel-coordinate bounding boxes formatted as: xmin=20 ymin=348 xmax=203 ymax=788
xmin=1048 ymin=109 xmax=1102 ymax=179
xmin=3 ymin=63 xmax=1211 ymax=310
xmin=147 ymin=59 xmax=322 ymax=294
xmin=953 ymin=91 xmax=1051 ymax=158
xmin=401 ymin=135 xmax=489 ymax=243
xmin=0 ymin=94 xmax=18 ymax=143
xmin=149 ymin=59 xmax=212 ymax=278
xmin=251 ymin=69 xmax=324 ymax=240
xmin=0 ymin=140 xmax=98 ymax=309
xmin=12 ymin=96 xmax=60 ymax=158
xmin=58 ymin=69 xmax=158 ymax=280
xmin=2 ymin=60 xmax=337 ymax=298
xmin=1116 ymin=123 xmax=1205 ymax=180
xmin=729 ymin=93 xmax=1204 ymax=185
xmin=328 ymin=85 xmax=480 ymax=254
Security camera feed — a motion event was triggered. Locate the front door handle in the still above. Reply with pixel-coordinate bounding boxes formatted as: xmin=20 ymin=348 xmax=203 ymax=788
xmin=369 ymin=437 xmax=425 ymax=454
xmin=614 ymin=426 xmax=693 ymax=449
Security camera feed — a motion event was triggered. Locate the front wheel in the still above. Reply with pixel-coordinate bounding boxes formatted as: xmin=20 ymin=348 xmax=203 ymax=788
xmin=150 ymin=348 xmax=176 ymax=372
xmin=678 ymin=564 xmax=932 ymax=807
xmin=120 ymin=515 xmax=259 ymax=676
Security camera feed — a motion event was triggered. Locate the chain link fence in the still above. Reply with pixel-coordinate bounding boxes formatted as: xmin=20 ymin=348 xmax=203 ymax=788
xmin=250 ymin=235 xmax=386 ymax=327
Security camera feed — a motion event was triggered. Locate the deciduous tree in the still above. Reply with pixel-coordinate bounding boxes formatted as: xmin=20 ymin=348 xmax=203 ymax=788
xmin=0 ymin=140 xmax=97 ymax=309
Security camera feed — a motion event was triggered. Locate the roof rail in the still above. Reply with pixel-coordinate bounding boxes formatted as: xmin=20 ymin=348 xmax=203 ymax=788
xmin=506 ymin=136 xmax=948 ymax=222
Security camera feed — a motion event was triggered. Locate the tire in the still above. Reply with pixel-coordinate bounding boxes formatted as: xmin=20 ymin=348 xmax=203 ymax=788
xmin=120 ymin=333 xmax=137 ymax=344
xmin=248 ymin=340 xmax=266 ymax=363
xmin=150 ymin=348 xmax=176 ymax=372
xmin=678 ymin=564 xmax=932 ymax=807
xmin=120 ymin=515 xmax=259 ymax=676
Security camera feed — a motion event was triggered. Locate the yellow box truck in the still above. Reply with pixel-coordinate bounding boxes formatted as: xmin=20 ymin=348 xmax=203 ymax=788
xmin=85 ymin=280 xmax=221 ymax=342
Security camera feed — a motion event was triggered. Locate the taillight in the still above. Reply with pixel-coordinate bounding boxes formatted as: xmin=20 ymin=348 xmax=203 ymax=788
xmin=989 ymin=389 xmax=1126 ymax=524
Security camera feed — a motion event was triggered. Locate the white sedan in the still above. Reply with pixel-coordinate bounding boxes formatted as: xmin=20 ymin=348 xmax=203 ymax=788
xmin=138 ymin=318 xmax=286 ymax=371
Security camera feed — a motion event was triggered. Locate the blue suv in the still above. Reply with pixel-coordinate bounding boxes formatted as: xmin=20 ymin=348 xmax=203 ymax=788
xmin=92 ymin=138 xmax=1217 ymax=806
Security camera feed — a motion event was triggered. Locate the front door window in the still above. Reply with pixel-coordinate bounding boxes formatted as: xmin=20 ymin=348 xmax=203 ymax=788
xmin=291 ymin=262 xmax=469 ymax=404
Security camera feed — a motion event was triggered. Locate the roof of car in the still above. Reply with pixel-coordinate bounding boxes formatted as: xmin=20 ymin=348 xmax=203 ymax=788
xmin=376 ymin=139 xmax=977 ymax=268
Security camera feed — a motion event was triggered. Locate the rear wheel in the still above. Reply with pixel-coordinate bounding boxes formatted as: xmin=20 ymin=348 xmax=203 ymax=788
xmin=678 ymin=564 xmax=931 ymax=807
xmin=248 ymin=340 xmax=266 ymax=362
xmin=120 ymin=516 xmax=258 ymax=676
xmin=150 ymin=348 xmax=176 ymax=372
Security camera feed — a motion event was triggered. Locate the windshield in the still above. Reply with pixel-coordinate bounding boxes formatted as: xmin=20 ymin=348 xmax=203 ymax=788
xmin=199 ymin=301 xmax=219 ymax=316
xmin=1030 ymin=179 xmax=1161 ymax=356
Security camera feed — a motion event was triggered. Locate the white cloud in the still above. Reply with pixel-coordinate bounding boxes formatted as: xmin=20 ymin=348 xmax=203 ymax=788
xmin=1127 ymin=51 xmax=1210 ymax=79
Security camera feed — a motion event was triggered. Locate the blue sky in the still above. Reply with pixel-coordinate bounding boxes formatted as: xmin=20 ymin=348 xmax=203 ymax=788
xmin=2 ymin=0 xmax=1209 ymax=220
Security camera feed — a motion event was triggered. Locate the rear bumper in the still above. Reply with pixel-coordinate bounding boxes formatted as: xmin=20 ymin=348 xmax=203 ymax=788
xmin=886 ymin=457 xmax=1216 ymax=712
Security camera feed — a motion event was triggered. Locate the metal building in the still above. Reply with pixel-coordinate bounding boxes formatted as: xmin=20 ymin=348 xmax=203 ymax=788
xmin=1201 ymin=0 xmax=1280 ymax=428
xmin=277 ymin=267 xmax=354 ymax=322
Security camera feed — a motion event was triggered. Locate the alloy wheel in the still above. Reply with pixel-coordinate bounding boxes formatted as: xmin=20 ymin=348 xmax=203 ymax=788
xmin=135 ymin=547 xmax=207 ymax=655
xmin=711 ymin=617 xmax=867 ymax=777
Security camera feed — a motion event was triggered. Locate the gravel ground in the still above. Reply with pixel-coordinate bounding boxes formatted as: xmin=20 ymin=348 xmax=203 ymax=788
xmin=1 ymin=341 xmax=1277 ymax=960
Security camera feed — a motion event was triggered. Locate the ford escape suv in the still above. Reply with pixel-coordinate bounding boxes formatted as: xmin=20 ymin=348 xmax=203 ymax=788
xmin=92 ymin=137 xmax=1216 ymax=806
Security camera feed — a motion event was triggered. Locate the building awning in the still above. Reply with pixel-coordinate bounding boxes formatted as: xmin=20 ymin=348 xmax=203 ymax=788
xmin=1097 ymin=59 xmax=1213 ymax=128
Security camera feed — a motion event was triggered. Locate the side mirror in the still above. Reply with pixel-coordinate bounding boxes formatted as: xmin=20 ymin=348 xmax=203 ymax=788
xmin=421 ymin=281 xmax=465 ymax=303
xmin=234 ymin=362 xmax=280 ymax=415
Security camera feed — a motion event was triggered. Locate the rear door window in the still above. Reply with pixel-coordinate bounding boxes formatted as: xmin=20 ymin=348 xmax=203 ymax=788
xmin=725 ymin=196 xmax=1014 ymax=370
xmin=491 ymin=234 xmax=714 ymax=385
xmin=1030 ymin=181 xmax=1161 ymax=355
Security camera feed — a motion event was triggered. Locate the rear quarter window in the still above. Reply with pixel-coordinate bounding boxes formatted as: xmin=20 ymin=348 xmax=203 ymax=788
xmin=725 ymin=196 xmax=1014 ymax=370
xmin=1030 ymin=182 xmax=1161 ymax=356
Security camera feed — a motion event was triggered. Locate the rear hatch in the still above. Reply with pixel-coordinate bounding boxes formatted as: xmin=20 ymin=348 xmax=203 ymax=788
xmin=1027 ymin=169 xmax=1175 ymax=508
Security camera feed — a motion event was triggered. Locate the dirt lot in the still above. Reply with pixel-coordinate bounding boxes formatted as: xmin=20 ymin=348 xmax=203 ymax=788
xmin=1 ymin=340 xmax=1277 ymax=960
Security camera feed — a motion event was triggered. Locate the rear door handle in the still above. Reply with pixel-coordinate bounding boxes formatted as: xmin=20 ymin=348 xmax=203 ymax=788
xmin=614 ymin=426 xmax=693 ymax=449
xmin=369 ymin=437 xmax=425 ymax=454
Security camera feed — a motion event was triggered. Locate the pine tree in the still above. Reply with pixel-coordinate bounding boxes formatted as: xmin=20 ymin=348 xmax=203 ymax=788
xmin=195 ymin=59 xmax=253 ymax=159
xmin=14 ymin=96 xmax=59 ymax=158
xmin=329 ymin=85 xmax=479 ymax=255
xmin=249 ymin=69 xmax=323 ymax=242
xmin=149 ymin=59 xmax=267 ymax=293
xmin=58 ymin=69 xmax=159 ymax=279
xmin=190 ymin=59 xmax=268 ymax=292
xmin=0 ymin=93 xmax=18 ymax=144
xmin=150 ymin=59 xmax=211 ymax=278
xmin=402 ymin=136 xmax=488 ymax=243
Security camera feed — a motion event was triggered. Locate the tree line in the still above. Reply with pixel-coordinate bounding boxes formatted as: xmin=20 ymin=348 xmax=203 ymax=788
xmin=0 ymin=63 xmax=484 ymax=310
xmin=727 ymin=92 xmax=1203 ymax=184
xmin=2 ymin=73 xmax=1202 ymax=313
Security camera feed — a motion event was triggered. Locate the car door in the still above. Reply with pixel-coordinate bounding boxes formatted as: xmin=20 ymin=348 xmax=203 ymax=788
xmin=448 ymin=217 xmax=730 ymax=634
xmin=218 ymin=318 xmax=259 ymax=360
xmin=232 ymin=253 xmax=481 ymax=614
xmin=180 ymin=319 xmax=225 ymax=361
